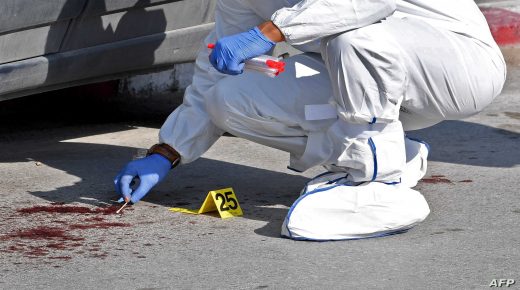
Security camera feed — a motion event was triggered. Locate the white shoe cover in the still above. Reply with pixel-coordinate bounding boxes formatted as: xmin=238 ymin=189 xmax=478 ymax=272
xmin=282 ymin=173 xmax=430 ymax=241
xmin=401 ymin=136 xmax=430 ymax=188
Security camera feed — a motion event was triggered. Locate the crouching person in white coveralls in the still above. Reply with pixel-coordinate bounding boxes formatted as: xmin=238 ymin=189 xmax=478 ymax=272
xmin=114 ymin=0 xmax=506 ymax=240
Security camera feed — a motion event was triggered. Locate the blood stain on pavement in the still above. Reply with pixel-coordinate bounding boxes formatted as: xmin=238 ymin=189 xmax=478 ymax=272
xmin=92 ymin=205 xmax=130 ymax=215
xmin=25 ymin=248 xmax=49 ymax=257
xmin=69 ymin=222 xmax=130 ymax=230
xmin=17 ymin=204 xmax=131 ymax=215
xmin=89 ymin=253 xmax=108 ymax=259
xmin=0 ymin=226 xmax=86 ymax=258
xmin=48 ymin=256 xmax=72 ymax=260
xmin=46 ymin=242 xmax=68 ymax=250
xmin=84 ymin=216 xmax=105 ymax=222
xmin=3 ymin=226 xmax=83 ymax=241
xmin=17 ymin=206 xmax=93 ymax=214
xmin=2 ymin=203 xmax=134 ymax=260
xmin=420 ymin=175 xmax=453 ymax=184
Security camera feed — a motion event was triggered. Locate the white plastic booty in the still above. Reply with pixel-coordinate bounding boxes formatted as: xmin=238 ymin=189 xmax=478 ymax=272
xmin=400 ymin=136 xmax=430 ymax=188
xmin=281 ymin=173 xmax=430 ymax=241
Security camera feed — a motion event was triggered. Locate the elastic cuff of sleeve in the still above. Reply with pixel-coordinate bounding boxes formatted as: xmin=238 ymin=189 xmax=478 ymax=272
xmin=269 ymin=16 xmax=293 ymax=45
xmin=252 ymin=26 xmax=276 ymax=46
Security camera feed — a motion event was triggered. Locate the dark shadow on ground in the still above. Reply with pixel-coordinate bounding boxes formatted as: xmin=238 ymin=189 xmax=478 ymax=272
xmin=408 ymin=120 xmax=519 ymax=168
xmin=1 ymin=88 xmax=519 ymax=238
xmin=0 ymin=128 xmax=305 ymax=238
xmin=1 ymin=120 xmax=518 ymax=238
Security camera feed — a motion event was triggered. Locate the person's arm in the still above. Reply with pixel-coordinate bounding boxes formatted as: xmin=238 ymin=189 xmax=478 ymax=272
xmin=257 ymin=21 xmax=285 ymax=43
xmin=159 ymin=47 xmax=225 ymax=164
xmin=114 ymin=0 xmax=269 ymax=203
xmin=114 ymin=47 xmax=226 ymax=204
xmin=271 ymin=0 xmax=397 ymax=45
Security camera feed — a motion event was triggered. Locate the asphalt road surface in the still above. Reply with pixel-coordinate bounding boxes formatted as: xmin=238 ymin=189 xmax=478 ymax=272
xmin=0 ymin=67 xmax=519 ymax=289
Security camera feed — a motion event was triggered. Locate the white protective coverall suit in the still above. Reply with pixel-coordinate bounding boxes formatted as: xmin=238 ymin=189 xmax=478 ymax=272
xmin=159 ymin=0 xmax=506 ymax=240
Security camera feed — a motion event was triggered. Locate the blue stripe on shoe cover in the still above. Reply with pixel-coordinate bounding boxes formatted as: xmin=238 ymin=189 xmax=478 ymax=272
xmin=300 ymin=171 xmax=334 ymax=194
xmin=368 ymin=137 xmax=378 ymax=182
xmin=281 ymin=228 xmax=412 ymax=242
xmin=384 ymin=178 xmax=402 ymax=185
xmin=326 ymin=174 xmax=349 ymax=185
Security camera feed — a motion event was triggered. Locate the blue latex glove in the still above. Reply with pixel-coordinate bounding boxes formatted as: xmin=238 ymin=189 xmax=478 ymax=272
xmin=114 ymin=154 xmax=171 ymax=203
xmin=209 ymin=26 xmax=275 ymax=75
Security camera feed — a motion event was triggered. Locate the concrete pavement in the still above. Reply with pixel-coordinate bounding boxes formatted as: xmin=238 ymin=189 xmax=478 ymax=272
xmin=1 ymin=2 xmax=520 ymax=287
xmin=0 ymin=63 xmax=519 ymax=289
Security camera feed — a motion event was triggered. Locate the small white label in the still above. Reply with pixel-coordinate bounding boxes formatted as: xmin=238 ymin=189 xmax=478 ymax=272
xmin=295 ymin=62 xmax=320 ymax=78
xmin=305 ymin=104 xmax=337 ymax=121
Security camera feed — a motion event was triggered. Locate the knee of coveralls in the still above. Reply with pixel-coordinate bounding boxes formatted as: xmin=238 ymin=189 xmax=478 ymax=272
xmin=317 ymin=23 xmax=408 ymax=182
xmin=207 ymin=75 xmax=314 ymax=156
xmin=207 ymin=76 xmax=282 ymax=136
xmin=319 ymin=21 xmax=408 ymax=125
xmin=205 ymin=77 xmax=239 ymax=132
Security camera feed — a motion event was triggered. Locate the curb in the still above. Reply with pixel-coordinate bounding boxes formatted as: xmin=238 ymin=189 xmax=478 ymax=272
xmin=481 ymin=7 xmax=520 ymax=66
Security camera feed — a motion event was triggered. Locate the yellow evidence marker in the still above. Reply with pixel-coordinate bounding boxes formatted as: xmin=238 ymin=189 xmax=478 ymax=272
xmin=169 ymin=188 xmax=243 ymax=219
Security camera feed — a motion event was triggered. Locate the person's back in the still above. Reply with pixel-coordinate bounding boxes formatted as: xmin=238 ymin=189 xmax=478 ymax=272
xmin=243 ymin=0 xmax=503 ymax=60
